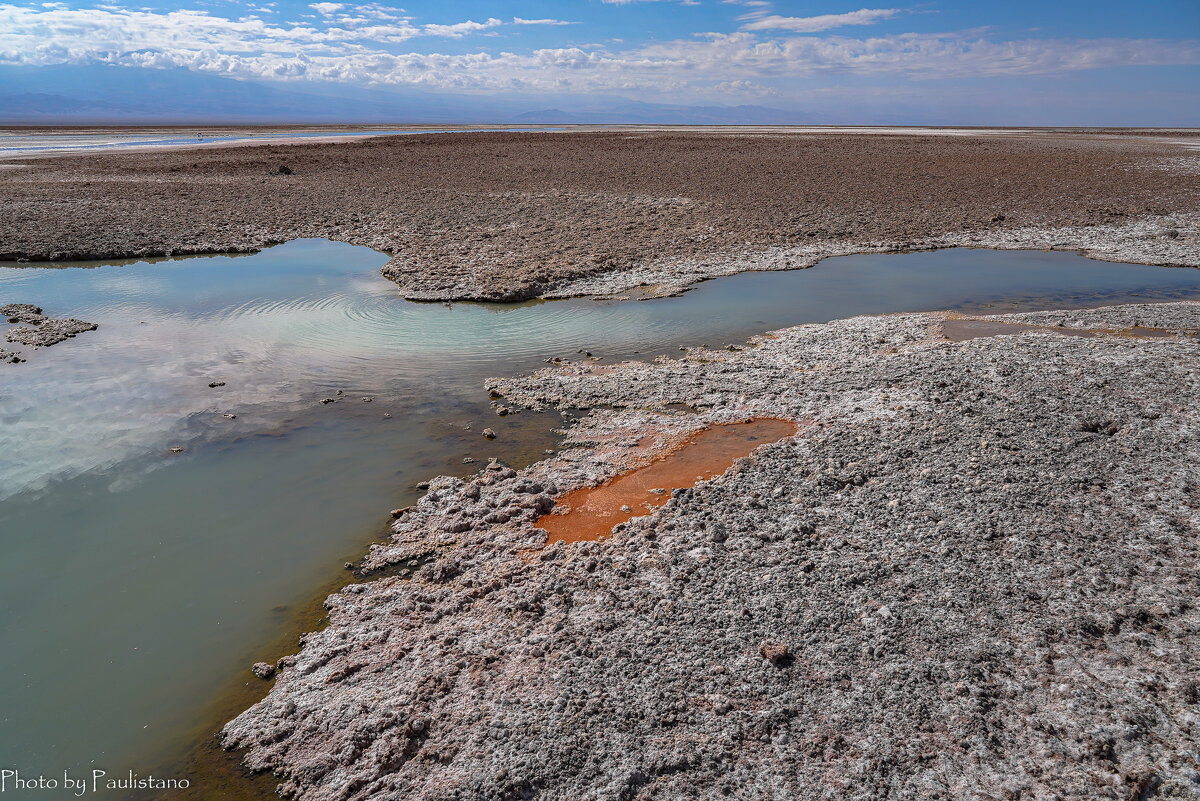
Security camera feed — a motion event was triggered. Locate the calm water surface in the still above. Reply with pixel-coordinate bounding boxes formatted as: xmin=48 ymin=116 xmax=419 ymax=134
xmin=0 ymin=128 xmax=561 ymax=159
xmin=3 ymin=241 xmax=1200 ymax=790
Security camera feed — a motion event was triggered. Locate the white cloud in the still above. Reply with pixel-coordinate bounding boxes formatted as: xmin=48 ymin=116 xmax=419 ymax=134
xmin=308 ymin=2 xmax=343 ymax=16
xmin=420 ymin=18 xmax=501 ymax=38
xmin=601 ymin=0 xmax=700 ymax=5
xmin=0 ymin=2 xmax=1196 ymax=102
xmin=742 ymin=8 xmax=900 ymax=33
xmin=512 ymin=17 xmax=574 ymax=26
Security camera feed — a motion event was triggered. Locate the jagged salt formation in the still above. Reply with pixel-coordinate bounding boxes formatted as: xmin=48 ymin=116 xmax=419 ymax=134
xmin=224 ymin=302 xmax=1200 ymax=801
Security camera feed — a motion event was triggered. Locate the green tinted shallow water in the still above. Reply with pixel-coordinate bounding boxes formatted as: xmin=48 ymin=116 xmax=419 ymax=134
xmin=3 ymin=240 xmax=1200 ymax=789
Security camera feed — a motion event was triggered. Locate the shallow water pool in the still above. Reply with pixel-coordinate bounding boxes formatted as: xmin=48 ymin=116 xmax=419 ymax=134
xmin=0 ymin=128 xmax=561 ymax=159
xmin=2 ymin=240 xmax=1200 ymax=789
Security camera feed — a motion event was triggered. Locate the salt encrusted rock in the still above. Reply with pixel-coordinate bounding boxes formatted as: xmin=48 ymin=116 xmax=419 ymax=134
xmin=223 ymin=302 xmax=1200 ymax=801
xmin=251 ymin=662 xmax=276 ymax=680
xmin=2 ymin=303 xmax=97 ymax=355
xmin=5 ymin=317 xmax=97 ymax=346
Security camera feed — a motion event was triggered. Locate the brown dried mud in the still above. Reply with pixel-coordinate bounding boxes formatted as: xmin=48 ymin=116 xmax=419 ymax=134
xmin=3 ymin=129 xmax=1199 ymax=301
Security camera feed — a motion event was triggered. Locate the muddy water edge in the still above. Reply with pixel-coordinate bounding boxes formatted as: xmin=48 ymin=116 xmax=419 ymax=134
xmin=166 ymin=426 xmax=564 ymax=801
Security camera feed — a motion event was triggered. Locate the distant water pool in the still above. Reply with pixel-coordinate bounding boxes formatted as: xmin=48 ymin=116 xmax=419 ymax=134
xmin=0 ymin=127 xmax=561 ymax=159
xmin=2 ymin=241 xmax=1200 ymax=792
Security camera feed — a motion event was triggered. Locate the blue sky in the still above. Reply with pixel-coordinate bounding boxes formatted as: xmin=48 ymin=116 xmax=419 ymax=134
xmin=2 ymin=1 xmax=1199 ymax=121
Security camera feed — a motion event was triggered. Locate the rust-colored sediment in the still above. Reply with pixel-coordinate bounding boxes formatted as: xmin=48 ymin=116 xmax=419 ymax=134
xmin=537 ymin=418 xmax=799 ymax=545
xmin=942 ymin=319 xmax=1185 ymax=342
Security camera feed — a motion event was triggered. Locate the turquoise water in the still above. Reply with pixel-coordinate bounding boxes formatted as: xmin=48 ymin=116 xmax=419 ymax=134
xmin=2 ymin=240 xmax=1200 ymax=789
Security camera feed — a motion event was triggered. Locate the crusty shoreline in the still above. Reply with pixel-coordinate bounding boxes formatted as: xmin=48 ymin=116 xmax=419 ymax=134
xmin=9 ymin=128 xmax=1198 ymax=797
xmin=2 ymin=129 xmax=1198 ymax=301
xmin=223 ymin=300 xmax=1200 ymax=800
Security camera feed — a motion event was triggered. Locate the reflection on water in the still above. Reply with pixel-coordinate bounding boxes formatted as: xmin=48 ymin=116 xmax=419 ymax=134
xmin=2 ymin=240 xmax=1200 ymax=787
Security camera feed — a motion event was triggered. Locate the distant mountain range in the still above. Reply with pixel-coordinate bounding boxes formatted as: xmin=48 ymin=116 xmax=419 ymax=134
xmin=0 ymin=65 xmax=818 ymax=125
xmin=512 ymin=105 xmax=813 ymax=125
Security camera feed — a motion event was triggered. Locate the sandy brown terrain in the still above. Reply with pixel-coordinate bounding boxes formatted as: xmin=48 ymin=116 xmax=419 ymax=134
xmin=2 ymin=128 xmax=1198 ymax=300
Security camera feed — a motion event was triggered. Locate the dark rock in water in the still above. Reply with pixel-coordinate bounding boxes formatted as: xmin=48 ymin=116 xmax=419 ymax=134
xmin=251 ymin=662 xmax=276 ymax=679
xmin=0 ymin=303 xmax=44 ymax=323
xmin=482 ymin=428 xmax=497 ymax=439
xmin=208 ymin=381 xmax=226 ymax=388
xmin=320 ymin=397 xmax=336 ymax=405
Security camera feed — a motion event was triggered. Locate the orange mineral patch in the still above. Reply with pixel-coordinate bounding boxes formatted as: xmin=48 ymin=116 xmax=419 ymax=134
xmin=536 ymin=418 xmax=799 ymax=545
xmin=942 ymin=319 xmax=1183 ymax=343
